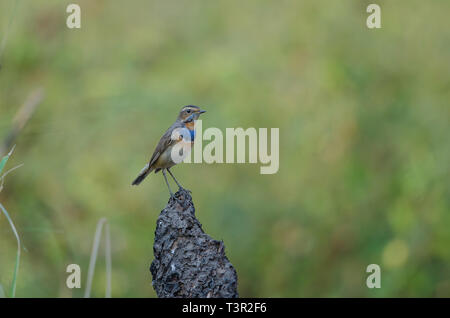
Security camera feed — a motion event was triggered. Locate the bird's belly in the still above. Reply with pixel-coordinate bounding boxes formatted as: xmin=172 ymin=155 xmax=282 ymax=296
xmin=153 ymin=141 xmax=192 ymax=169
xmin=153 ymin=147 xmax=176 ymax=169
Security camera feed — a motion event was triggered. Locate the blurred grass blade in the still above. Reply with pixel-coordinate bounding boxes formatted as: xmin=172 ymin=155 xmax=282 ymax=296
xmin=0 ymin=145 xmax=15 ymax=175
xmin=84 ymin=218 xmax=111 ymax=298
xmin=105 ymin=222 xmax=111 ymax=298
xmin=0 ymin=163 xmax=24 ymax=193
xmin=0 ymin=0 xmax=20 ymax=63
xmin=0 ymin=202 xmax=21 ymax=298
xmin=0 ymin=284 xmax=5 ymax=298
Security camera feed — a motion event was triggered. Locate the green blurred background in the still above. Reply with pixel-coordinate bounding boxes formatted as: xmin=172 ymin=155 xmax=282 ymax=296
xmin=0 ymin=0 xmax=449 ymax=297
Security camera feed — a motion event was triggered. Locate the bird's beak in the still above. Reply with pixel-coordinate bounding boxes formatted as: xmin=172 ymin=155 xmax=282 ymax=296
xmin=198 ymin=110 xmax=206 ymax=114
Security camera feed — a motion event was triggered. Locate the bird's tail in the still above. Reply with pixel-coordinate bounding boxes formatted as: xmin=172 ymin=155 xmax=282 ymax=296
xmin=132 ymin=163 xmax=152 ymax=185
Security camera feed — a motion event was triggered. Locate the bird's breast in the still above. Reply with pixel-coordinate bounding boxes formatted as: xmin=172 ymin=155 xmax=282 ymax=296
xmin=183 ymin=122 xmax=196 ymax=141
xmin=189 ymin=128 xmax=195 ymax=141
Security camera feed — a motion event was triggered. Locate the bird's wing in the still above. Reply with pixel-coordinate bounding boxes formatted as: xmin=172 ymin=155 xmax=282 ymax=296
xmin=148 ymin=122 xmax=183 ymax=167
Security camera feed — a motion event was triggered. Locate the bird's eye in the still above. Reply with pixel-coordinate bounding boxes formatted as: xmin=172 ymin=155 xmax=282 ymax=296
xmin=186 ymin=109 xmax=191 ymax=114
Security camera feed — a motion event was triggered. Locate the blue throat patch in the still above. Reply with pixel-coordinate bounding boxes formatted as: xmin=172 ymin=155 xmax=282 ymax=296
xmin=189 ymin=129 xmax=195 ymax=141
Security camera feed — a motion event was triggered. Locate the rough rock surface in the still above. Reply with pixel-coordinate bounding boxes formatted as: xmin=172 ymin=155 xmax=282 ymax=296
xmin=150 ymin=189 xmax=238 ymax=298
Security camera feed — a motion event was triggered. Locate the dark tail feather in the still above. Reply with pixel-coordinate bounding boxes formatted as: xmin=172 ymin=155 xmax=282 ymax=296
xmin=132 ymin=164 xmax=152 ymax=185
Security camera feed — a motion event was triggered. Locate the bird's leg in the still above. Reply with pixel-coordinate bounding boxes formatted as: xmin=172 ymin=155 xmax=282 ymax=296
xmin=167 ymin=168 xmax=183 ymax=188
xmin=163 ymin=169 xmax=183 ymax=203
xmin=162 ymin=169 xmax=174 ymax=197
xmin=167 ymin=168 xmax=191 ymax=193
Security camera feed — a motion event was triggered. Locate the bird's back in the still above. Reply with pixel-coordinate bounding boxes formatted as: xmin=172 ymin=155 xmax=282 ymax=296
xmin=148 ymin=120 xmax=185 ymax=167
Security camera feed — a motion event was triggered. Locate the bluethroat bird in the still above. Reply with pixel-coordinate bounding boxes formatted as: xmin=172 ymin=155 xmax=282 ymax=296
xmin=131 ymin=105 xmax=206 ymax=198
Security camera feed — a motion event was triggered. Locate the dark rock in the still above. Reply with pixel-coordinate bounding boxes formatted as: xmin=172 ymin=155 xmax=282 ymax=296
xmin=150 ymin=189 xmax=238 ymax=298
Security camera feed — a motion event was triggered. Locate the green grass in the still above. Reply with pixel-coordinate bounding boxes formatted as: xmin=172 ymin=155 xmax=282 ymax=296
xmin=0 ymin=146 xmax=22 ymax=298
xmin=84 ymin=218 xmax=111 ymax=298
xmin=0 ymin=0 xmax=20 ymax=63
xmin=0 ymin=202 xmax=21 ymax=297
xmin=0 ymin=146 xmax=24 ymax=193
xmin=0 ymin=145 xmax=15 ymax=175
xmin=0 ymin=0 xmax=449 ymax=297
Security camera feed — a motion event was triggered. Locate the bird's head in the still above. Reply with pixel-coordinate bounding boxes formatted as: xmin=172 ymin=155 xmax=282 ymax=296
xmin=177 ymin=105 xmax=206 ymax=123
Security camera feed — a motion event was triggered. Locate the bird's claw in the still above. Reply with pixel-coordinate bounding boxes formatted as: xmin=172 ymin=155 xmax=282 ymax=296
xmin=178 ymin=186 xmax=192 ymax=193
